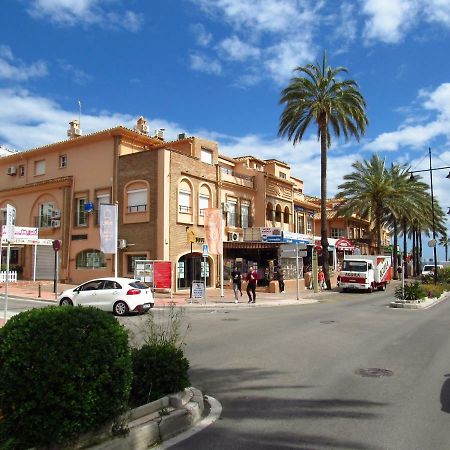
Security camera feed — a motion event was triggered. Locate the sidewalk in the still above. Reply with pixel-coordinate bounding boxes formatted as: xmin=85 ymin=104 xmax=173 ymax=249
xmin=0 ymin=280 xmax=339 ymax=309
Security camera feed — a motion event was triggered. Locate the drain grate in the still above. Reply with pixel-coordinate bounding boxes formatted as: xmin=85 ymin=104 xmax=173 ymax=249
xmin=355 ymin=368 xmax=394 ymax=378
xmin=320 ymin=320 xmax=336 ymax=324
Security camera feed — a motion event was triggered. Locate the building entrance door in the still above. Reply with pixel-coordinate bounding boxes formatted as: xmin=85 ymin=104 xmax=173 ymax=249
xmin=177 ymin=253 xmax=210 ymax=290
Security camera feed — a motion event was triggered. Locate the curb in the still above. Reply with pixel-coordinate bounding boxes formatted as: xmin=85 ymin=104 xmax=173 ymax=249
xmin=390 ymin=291 xmax=450 ymax=309
xmin=89 ymin=387 xmax=205 ymax=450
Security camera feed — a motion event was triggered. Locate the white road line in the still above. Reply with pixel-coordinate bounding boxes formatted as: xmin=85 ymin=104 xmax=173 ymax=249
xmin=156 ymin=395 xmax=222 ymax=449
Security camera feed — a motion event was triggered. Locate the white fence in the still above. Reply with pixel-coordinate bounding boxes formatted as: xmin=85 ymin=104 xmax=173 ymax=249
xmin=0 ymin=271 xmax=18 ymax=283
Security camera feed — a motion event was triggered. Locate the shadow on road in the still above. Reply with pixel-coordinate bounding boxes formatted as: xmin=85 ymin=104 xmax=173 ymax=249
xmin=440 ymin=373 xmax=450 ymax=413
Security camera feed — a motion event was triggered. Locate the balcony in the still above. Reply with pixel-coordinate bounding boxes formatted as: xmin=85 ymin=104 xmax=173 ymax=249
xmin=220 ymin=167 xmax=254 ymax=188
xmin=34 ymin=215 xmax=52 ymax=228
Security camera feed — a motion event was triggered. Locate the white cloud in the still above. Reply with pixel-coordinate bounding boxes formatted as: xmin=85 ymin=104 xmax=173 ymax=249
xmin=189 ymin=53 xmax=222 ymax=75
xmin=0 ymin=88 xmax=184 ymax=150
xmin=191 ymin=23 xmax=213 ymax=47
xmin=365 ymin=83 xmax=450 ymax=151
xmin=219 ymin=36 xmax=260 ymax=61
xmin=26 ymin=0 xmax=143 ymax=32
xmin=58 ymin=61 xmax=93 ymax=85
xmin=0 ymin=45 xmax=48 ymax=81
xmin=361 ymin=0 xmax=418 ymax=43
xmin=190 ymin=0 xmax=321 ymax=85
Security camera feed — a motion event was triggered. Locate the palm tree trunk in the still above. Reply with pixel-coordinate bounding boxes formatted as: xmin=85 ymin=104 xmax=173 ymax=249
xmin=403 ymin=218 xmax=408 ymax=278
xmin=419 ymin=231 xmax=423 ymax=272
xmin=393 ymin=219 xmax=398 ymax=280
xmin=375 ymin=204 xmax=382 ymax=253
xmin=320 ymin=116 xmax=331 ymax=290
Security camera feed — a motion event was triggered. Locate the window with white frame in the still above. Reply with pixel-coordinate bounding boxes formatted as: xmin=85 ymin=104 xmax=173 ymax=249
xmin=76 ymin=198 xmax=87 ymax=226
xmin=199 ymin=194 xmax=209 ymax=216
xmin=38 ymin=202 xmax=53 ymax=228
xmin=227 ymin=200 xmax=237 ymax=227
xmin=241 ymin=203 xmax=250 ymax=228
xmin=95 ymin=193 xmax=110 ymax=224
xmin=200 ymin=148 xmax=213 ymax=165
xmin=178 ymin=180 xmax=192 ymax=213
xmin=59 ymin=154 xmax=67 ymax=168
xmin=34 ymin=160 xmax=45 ymax=176
xmin=127 ymin=188 xmax=147 ymax=213
xmin=307 ymin=216 xmax=313 ymax=233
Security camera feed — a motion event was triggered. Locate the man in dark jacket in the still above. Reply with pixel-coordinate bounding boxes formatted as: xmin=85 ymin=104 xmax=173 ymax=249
xmin=246 ymin=266 xmax=258 ymax=303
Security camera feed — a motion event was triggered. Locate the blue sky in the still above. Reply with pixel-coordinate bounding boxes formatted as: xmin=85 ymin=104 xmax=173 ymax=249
xmin=0 ymin=0 xmax=449 ymax=258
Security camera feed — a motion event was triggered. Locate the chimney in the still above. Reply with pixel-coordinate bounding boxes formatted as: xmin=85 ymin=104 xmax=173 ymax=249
xmin=134 ymin=116 xmax=149 ymax=134
xmin=67 ymin=119 xmax=82 ymax=138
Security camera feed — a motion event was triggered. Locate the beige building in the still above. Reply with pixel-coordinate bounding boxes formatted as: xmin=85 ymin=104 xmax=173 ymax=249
xmin=4 ymin=117 xmax=382 ymax=291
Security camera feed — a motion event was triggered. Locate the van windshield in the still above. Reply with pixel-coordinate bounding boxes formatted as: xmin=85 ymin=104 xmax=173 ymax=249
xmin=342 ymin=261 xmax=367 ymax=272
xmin=422 ymin=265 xmax=434 ymax=272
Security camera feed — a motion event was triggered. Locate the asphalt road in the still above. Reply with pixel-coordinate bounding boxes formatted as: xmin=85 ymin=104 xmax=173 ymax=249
xmin=123 ymin=285 xmax=450 ymax=450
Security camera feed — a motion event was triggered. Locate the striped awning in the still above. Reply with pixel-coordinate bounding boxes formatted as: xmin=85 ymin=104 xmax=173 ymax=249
xmin=223 ymin=241 xmax=281 ymax=249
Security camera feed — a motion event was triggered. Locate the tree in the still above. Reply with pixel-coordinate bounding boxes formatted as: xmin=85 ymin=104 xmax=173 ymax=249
xmin=278 ymin=51 xmax=368 ymax=289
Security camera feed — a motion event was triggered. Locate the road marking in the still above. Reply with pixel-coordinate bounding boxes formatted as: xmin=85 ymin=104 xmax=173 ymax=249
xmin=156 ymin=395 xmax=222 ymax=449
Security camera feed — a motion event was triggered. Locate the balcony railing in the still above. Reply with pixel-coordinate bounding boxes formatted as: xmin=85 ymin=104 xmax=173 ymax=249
xmin=179 ymin=205 xmax=191 ymax=213
xmin=220 ymin=166 xmax=254 ymax=182
xmin=127 ymin=204 xmax=147 ymax=213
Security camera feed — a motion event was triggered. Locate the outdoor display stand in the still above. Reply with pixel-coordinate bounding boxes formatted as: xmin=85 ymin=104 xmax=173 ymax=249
xmin=134 ymin=260 xmax=172 ymax=298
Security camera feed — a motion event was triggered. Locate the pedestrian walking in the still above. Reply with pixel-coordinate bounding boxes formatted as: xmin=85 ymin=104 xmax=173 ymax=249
xmin=275 ymin=266 xmax=285 ymax=293
xmin=245 ymin=266 xmax=258 ymax=303
xmin=318 ymin=267 xmax=325 ymax=290
xmin=231 ymin=266 xmax=242 ymax=303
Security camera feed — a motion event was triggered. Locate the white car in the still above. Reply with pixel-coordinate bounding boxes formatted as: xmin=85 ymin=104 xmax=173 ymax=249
xmin=421 ymin=264 xmax=443 ymax=279
xmin=58 ymin=277 xmax=154 ymax=316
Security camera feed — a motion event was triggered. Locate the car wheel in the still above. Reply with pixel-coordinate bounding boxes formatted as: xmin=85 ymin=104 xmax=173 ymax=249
xmin=368 ymin=285 xmax=373 ymax=293
xmin=113 ymin=301 xmax=129 ymax=316
xmin=341 ymin=288 xmax=348 ymax=293
xmin=60 ymin=298 xmax=73 ymax=306
xmin=150 ymin=303 xmax=154 ymax=309
xmin=378 ymin=283 xmax=386 ymax=291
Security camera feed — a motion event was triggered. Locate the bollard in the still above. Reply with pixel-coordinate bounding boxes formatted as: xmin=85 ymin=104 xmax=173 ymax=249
xmin=38 ymin=283 xmax=41 ymax=298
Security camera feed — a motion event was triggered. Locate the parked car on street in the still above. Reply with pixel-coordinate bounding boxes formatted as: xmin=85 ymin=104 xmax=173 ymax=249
xmin=57 ymin=277 xmax=154 ymax=316
xmin=421 ymin=264 xmax=443 ymax=279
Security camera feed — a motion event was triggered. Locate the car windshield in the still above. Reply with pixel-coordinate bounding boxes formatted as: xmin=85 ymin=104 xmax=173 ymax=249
xmin=129 ymin=281 xmax=149 ymax=289
xmin=422 ymin=265 xmax=434 ymax=272
xmin=342 ymin=261 xmax=367 ymax=272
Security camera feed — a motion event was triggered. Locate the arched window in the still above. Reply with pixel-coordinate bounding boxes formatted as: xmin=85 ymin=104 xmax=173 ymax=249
xmin=275 ymin=204 xmax=282 ymax=222
xmin=125 ymin=181 xmax=148 ymax=213
xmin=266 ymin=202 xmax=274 ymax=221
xmin=198 ymin=184 xmax=212 ymax=217
xmin=178 ymin=179 xmax=193 ymax=214
xmin=76 ymin=249 xmax=106 ymax=269
xmin=284 ymin=206 xmax=290 ymax=224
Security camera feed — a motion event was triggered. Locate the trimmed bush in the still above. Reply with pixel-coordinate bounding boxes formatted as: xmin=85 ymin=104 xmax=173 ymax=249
xmin=437 ymin=267 xmax=450 ymax=284
xmin=0 ymin=306 xmax=132 ymax=449
xmin=422 ymin=283 xmax=445 ymax=299
xmin=130 ymin=343 xmax=190 ymax=407
xmin=394 ymin=281 xmax=426 ymax=301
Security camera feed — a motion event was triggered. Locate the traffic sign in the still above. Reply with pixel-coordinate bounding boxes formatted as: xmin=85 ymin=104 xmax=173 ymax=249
xmin=5 ymin=204 xmax=16 ymax=243
xmin=202 ymin=244 xmax=209 ymax=257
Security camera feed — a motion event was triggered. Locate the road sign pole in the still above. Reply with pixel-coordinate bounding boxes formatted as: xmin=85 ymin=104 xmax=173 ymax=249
xmin=296 ymin=243 xmax=299 ymax=301
xmin=4 ymin=242 xmax=10 ymax=323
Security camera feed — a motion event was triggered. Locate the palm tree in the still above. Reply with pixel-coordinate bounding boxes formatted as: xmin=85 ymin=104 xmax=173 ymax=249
xmin=278 ymin=51 xmax=368 ymax=289
xmin=439 ymin=235 xmax=449 ymax=261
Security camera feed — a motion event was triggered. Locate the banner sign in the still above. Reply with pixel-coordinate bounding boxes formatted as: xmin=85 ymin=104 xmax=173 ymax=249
xmin=153 ymin=261 xmax=172 ymax=289
xmin=99 ymin=204 xmax=117 ymax=254
xmin=204 ymin=208 xmax=223 ymax=255
xmin=2 ymin=226 xmax=38 ymax=241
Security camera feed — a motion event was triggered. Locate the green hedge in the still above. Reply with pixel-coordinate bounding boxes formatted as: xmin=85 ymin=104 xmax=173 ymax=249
xmin=130 ymin=343 xmax=190 ymax=407
xmin=0 ymin=307 xmax=132 ymax=449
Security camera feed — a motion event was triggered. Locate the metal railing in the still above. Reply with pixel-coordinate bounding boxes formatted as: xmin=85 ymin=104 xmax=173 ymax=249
xmin=127 ymin=204 xmax=147 ymax=213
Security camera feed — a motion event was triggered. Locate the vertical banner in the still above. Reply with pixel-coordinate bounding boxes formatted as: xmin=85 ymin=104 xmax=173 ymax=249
xmin=204 ymin=208 xmax=223 ymax=255
xmin=99 ymin=204 xmax=117 ymax=254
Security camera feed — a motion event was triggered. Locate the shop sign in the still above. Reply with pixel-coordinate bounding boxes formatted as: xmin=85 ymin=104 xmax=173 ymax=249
xmin=335 ymin=238 xmax=354 ymax=251
xmin=260 ymin=227 xmax=283 ymax=242
xmin=1 ymin=226 xmax=38 ymax=241
xmin=192 ymin=282 xmax=205 ymax=299
xmin=282 ymin=231 xmax=309 ymax=244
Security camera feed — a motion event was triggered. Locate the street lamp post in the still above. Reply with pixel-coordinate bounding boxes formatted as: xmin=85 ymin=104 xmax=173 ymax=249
xmin=409 ymin=149 xmax=450 ymax=284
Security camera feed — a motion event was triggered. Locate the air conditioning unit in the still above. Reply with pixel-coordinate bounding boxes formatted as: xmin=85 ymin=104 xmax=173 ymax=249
xmin=51 ymin=219 xmax=61 ymax=228
xmin=118 ymin=239 xmax=127 ymax=249
xmin=222 ymin=202 xmax=230 ymax=213
xmin=51 ymin=209 xmax=61 ymax=219
xmin=73 ymin=128 xmax=82 ymax=137
xmin=7 ymin=166 xmax=17 ymax=176
xmin=230 ymin=232 xmax=240 ymax=242
xmin=157 ymin=129 xmax=165 ymax=139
